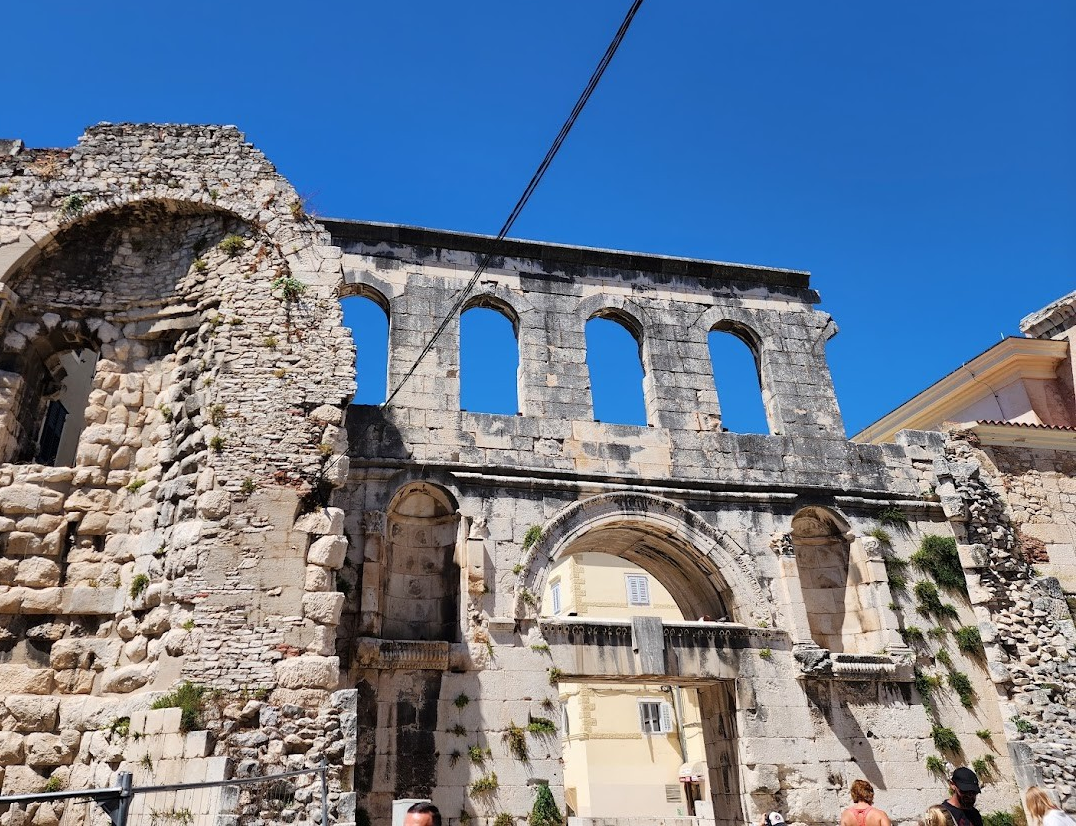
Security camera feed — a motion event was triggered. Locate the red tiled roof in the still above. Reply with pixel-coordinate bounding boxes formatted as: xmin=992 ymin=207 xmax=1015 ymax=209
xmin=976 ymin=420 xmax=1076 ymax=432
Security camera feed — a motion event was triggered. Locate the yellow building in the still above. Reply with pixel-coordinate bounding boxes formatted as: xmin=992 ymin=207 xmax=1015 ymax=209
xmin=542 ymin=553 xmax=709 ymax=819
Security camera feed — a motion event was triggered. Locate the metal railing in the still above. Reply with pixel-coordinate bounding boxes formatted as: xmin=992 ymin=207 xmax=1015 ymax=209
xmin=0 ymin=766 xmax=328 ymax=826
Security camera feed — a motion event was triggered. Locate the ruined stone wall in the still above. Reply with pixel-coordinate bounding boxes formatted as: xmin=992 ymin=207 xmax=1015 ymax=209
xmin=0 ymin=125 xmax=356 ymax=819
xmin=329 ymin=226 xmax=1031 ymax=826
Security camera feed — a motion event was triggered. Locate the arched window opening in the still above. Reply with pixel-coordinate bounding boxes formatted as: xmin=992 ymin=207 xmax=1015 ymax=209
xmin=460 ymin=305 xmax=519 ymax=415
xmin=708 ymin=329 xmax=769 ymax=435
xmin=382 ymin=483 xmax=461 ymax=643
xmin=585 ymin=315 xmax=646 ymax=426
xmin=340 ymin=294 xmax=389 ymax=405
xmin=791 ymin=508 xmax=881 ymax=654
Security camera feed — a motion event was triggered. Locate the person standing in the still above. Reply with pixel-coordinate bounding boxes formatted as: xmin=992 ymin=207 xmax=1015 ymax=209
xmin=1025 ymin=787 xmax=1075 ymax=826
xmin=942 ymin=768 xmax=983 ymax=826
xmin=840 ymin=779 xmax=892 ymax=826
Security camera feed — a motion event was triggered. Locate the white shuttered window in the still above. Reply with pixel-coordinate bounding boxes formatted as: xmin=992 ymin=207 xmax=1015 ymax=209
xmin=639 ymin=700 xmax=674 ymax=734
xmin=626 ymin=574 xmax=651 ymax=606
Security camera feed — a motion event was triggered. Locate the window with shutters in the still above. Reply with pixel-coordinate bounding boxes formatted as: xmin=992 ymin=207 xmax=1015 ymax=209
xmin=550 ymin=580 xmax=562 ymax=614
xmin=638 ymin=700 xmax=674 ymax=734
xmin=626 ymin=574 xmax=651 ymax=606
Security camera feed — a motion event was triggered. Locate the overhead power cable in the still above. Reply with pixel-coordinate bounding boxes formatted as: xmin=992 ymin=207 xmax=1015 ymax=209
xmin=381 ymin=0 xmax=646 ymax=409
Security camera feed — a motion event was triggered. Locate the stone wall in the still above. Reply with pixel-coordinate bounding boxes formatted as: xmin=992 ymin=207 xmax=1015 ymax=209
xmin=0 ymin=125 xmax=356 ymax=821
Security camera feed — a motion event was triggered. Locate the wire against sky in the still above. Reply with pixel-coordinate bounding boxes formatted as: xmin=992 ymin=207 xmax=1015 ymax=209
xmin=381 ymin=0 xmax=646 ymax=409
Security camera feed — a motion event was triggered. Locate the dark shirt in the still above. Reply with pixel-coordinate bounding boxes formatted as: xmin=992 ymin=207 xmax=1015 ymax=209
xmin=942 ymin=801 xmax=983 ymax=826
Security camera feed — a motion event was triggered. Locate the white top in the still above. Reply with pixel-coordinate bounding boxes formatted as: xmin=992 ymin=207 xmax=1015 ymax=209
xmin=1043 ymin=810 xmax=1075 ymax=826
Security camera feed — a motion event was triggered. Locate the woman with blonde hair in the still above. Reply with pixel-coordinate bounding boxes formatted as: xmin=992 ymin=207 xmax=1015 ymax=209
xmin=921 ymin=806 xmax=956 ymax=826
xmin=1025 ymin=787 xmax=1074 ymax=826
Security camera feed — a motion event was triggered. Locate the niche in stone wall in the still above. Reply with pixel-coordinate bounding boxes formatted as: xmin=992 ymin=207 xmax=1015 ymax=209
xmin=382 ymin=483 xmax=461 ymax=643
xmin=0 ymin=321 xmax=99 ymax=465
xmin=791 ymin=507 xmax=880 ymax=654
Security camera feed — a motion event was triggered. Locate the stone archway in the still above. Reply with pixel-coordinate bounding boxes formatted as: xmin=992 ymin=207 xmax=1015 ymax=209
xmin=516 ymin=491 xmax=769 ymax=625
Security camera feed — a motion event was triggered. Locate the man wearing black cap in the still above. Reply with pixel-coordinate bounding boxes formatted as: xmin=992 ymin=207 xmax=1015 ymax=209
xmin=942 ymin=767 xmax=983 ymax=826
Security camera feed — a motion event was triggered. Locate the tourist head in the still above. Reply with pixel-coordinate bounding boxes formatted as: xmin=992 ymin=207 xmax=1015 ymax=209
xmin=922 ymin=805 xmax=956 ymax=826
xmin=851 ymin=779 xmax=875 ymax=805
xmin=1025 ymin=787 xmax=1059 ymax=824
xmin=405 ymin=802 xmax=441 ymax=826
xmin=949 ymin=767 xmax=981 ymax=808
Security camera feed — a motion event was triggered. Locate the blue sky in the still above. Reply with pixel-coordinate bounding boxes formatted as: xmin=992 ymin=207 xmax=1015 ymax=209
xmin=4 ymin=2 xmax=1073 ymax=435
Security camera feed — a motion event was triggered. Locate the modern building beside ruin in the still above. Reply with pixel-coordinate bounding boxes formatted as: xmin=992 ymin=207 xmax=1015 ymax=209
xmin=0 ymin=125 xmax=1072 ymax=826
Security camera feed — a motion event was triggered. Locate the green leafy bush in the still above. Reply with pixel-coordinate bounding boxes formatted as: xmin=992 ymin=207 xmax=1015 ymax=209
xmin=904 ymin=626 xmax=925 ymax=644
xmin=530 ymin=782 xmax=563 ymax=826
xmin=527 ymin=717 xmax=557 ymax=735
xmin=129 ymin=574 xmax=150 ymax=599
xmin=470 ymin=773 xmax=498 ymax=796
xmin=522 ymin=525 xmax=543 ymax=551
xmin=912 ymin=535 xmax=967 ymax=594
xmin=955 ymin=626 xmax=984 ymax=659
xmin=948 ymin=671 xmax=976 ymax=708
xmin=931 ymin=724 xmax=961 ymax=754
xmin=151 ymin=681 xmax=207 ymax=732
xmin=926 ymin=755 xmax=947 ymax=777
xmin=878 ymin=507 xmax=910 ymax=530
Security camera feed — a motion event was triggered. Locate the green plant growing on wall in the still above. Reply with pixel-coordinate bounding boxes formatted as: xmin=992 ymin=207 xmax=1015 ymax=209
xmin=925 ymin=756 xmax=947 ymax=777
xmin=109 ymin=717 xmax=131 ymax=738
xmin=1010 ymin=715 xmax=1036 ymax=735
xmin=903 ymin=626 xmax=925 ymax=644
xmin=58 ymin=193 xmax=86 ymax=220
xmin=868 ymin=526 xmax=893 ymax=546
xmin=976 ymin=729 xmax=993 ymax=743
xmin=526 ymin=717 xmax=556 ymax=735
xmin=928 ymin=625 xmax=948 ymax=640
xmin=151 ymin=681 xmax=207 ymax=732
xmin=530 ymin=782 xmax=562 ymax=826
xmin=971 ymin=757 xmax=992 ymax=782
xmin=219 ymin=234 xmax=246 ymax=257
xmin=758 ymin=648 xmax=773 ymax=660
xmin=469 ymin=773 xmax=498 ymax=797
xmin=955 ymin=626 xmax=985 ymax=661
xmin=209 ymin=404 xmax=227 ymax=426
xmin=448 ymin=750 xmax=461 ymax=768
xmin=271 ymin=273 xmax=306 ymax=301
xmin=210 ymin=435 xmax=225 ymax=452
xmin=127 ymin=478 xmax=147 ymax=493
xmin=948 ymin=671 xmax=976 ymax=709
xmin=936 ymin=649 xmax=953 ymax=668
xmin=504 ymin=723 xmax=528 ymax=761
xmin=140 ymin=753 xmax=153 ymax=771
xmin=913 ymin=669 xmax=940 ymax=700
xmin=878 ymin=506 xmax=909 ymax=530
xmin=193 ymin=258 xmax=208 ymax=274
xmin=522 ymin=524 xmax=543 ymax=552
xmin=548 ymin=668 xmax=562 ymax=685
xmin=449 ymin=724 xmax=467 ymax=737
xmin=158 ymin=404 xmax=174 ymax=423
xmin=289 ymin=198 xmax=307 ymax=220
xmin=454 ymin=693 xmax=471 ymax=710
xmin=931 ymin=725 xmax=961 ymax=755
xmin=240 ymin=478 xmax=256 ymax=495
xmin=914 ymin=581 xmax=959 ymax=621
xmin=493 ymin=814 xmax=514 ymax=826
xmin=512 ymin=564 xmax=524 ymax=575
xmin=983 ymin=812 xmax=1017 ymax=826
xmin=44 ymin=774 xmax=66 ymax=793
xmin=518 ymin=588 xmax=537 ymax=608
xmin=884 ymin=557 xmax=908 ymax=591
xmin=912 ymin=535 xmax=967 ymax=595
xmin=530 ymin=642 xmax=550 ymax=654
xmin=467 ymin=745 xmax=488 ymax=764
xmin=129 ymin=574 xmax=150 ymax=599
xmin=0 ymin=184 xmax=11 ymax=198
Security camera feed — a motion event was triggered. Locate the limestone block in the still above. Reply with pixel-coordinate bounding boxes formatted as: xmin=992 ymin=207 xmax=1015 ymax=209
xmin=0 ymin=484 xmax=64 ymax=515
xmin=0 ymin=665 xmax=55 ymax=696
xmin=0 ymin=558 xmax=17 ymax=584
xmin=0 ymin=587 xmax=24 ymax=613
xmin=0 ymin=733 xmax=24 ymax=765
xmin=294 ymin=507 xmax=344 ymax=536
xmin=24 ymin=732 xmax=80 ymax=767
xmin=5 ymin=695 xmax=59 ymax=732
xmin=21 ymin=587 xmax=62 ymax=614
xmin=101 ymin=663 xmax=155 ymax=694
xmin=306 ymin=625 xmax=336 ymax=656
xmin=124 ymin=636 xmax=149 ymax=663
xmin=310 ymin=405 xmax=342 ymax=425
xmin=1 ymin=765 xmax=47 ymax=795
xmin=54 ymin=669 xmax=95 ymax=695
xmin=303 ymin=592 xmax=344 ymax=626
xmin=6 ymin=531 xmax=42 ymax=555
xmin=15 ymin=557 xmax=61 ymax=587
xmin=145 ymin=707 xmax=182 ymax=735
xmin=184 ymin=730 xmax=213 ymax=758
xmin=139 ymin=606 xmax=171 ymax=636
xmin=63 ymin=586 xmax=123 ymax=615
xmin=76 ymin=511 xmax=110 ymax=535
xmin=274 ymin=655 xmax=340 ymax=690
xmin=196 ymin=490 xmax=231 ymax=519
xmin=307 ymin=535 xmax=347 ymax=569
xmin=305 ymin=566 xmax=333 ymax=592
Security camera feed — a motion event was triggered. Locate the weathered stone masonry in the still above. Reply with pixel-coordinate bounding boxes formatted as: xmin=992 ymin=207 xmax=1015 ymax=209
xmin=0 ymin=125 xmax=1072 ymax=826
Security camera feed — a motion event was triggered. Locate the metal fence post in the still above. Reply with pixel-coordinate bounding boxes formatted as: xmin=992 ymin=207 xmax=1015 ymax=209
xmin=96 ymin=771 xmax=132 ymax=826
xmin=320 ymin=762 xmax=329 ymax=826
